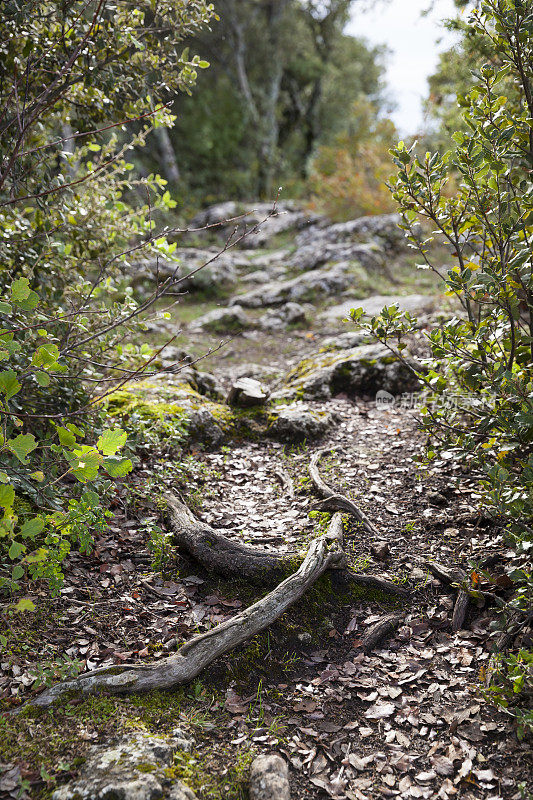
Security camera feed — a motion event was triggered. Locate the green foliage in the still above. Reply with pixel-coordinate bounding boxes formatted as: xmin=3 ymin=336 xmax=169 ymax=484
xmin=486 ymin=650 xmax=533 ymax=739
xmin=0 ymin=2 xmax=214 ymax=598
xmin=30 ymin=653 xmax=85 ymax=689
xmin=151 ymin=0 xmax=388 ymax=199
xmin=353 ymin=0 xmax=533 ymax=732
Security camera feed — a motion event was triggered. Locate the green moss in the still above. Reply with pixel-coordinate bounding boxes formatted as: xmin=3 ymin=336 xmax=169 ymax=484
xmin=136 ymin=762 xmax=157 ymax=773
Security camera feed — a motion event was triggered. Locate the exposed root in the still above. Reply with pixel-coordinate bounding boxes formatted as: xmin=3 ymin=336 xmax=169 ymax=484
xmin=168 ymin=496 xmax=409 ymax=597
xmin=425 ymin=561 xmax=470 ymax=632
xmin=24 ymin=515 xmax=345 ymax=710
xmin=168 ymin=495 xmax=286 ymax=584
xmin=271 ymin=466 xmax=295 ymax=499
xmin=309 ymin=449 xmax=380 ymax=537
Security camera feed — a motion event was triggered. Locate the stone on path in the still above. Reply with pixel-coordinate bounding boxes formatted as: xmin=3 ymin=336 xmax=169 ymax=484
xmin=267 ymin=403 xmax=332 ymax=442
xmin=249 ymin=754 xmax=290 ymax=800
xmin=227 ymin=377 xmax=268 ymax=407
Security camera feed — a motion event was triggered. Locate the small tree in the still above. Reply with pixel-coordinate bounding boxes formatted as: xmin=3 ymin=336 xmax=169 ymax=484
xmin=0 ymin=1 xmax=214 ymax=597
xmin=352 ymin=0 xmax=532 ymax=733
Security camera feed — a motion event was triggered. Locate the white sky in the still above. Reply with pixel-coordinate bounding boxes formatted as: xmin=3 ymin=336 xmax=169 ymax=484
xmin=347 ymin=0 xmax=461 ymax=135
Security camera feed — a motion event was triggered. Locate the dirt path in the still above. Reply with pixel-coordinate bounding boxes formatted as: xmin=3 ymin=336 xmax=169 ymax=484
xmin=1 ymin=212 xmax=531 ymax=800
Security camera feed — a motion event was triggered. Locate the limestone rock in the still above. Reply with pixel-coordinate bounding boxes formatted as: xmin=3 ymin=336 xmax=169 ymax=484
xmin=192 ymin=305 xmax=251 ymax=333
xmin=190 ymin=200 xmax=322 ymax=248
xmin=295 ymin=212 xmax=404 ymax=252
xmin=249 ymin=754 xmax=290 ymax=800
xmin=187 ymin=407 xmax=228 ymax=448
xmin=131 ymin=248 xmax=238 ymax=291
xmin=321 ymin=331 xmax=369 ymax=350
xmin=231 ymin=262 xmax=363 ymax=308
xmin=227 ymin=377 xmax=268 ymax=407
xmin=277 ymin=343 xmax=418 ymax=401
xmin=268 ymin=403 xmax=332 ymax=442
xmin=52 ymin=732 xmax=196 ymax=800
xmin=289 ymin=240 xmax=385 ymax=273
xmin=259 ymin=302 xmax=307 ymax=331
xmin=322 ymin=293 xmax=436 ymax=324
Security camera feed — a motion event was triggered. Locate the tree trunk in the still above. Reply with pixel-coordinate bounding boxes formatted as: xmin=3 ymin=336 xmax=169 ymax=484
xmin=155 ymin=126 xmax=180 ymax=185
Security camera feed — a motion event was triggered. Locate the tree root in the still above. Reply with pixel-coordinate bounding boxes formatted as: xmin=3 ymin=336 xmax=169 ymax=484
xmin=309 ymin=449 xmax=381 ymax=537
xmin=168 ymin=496 xmax=409 ymax=597
xmin=25 ymin=514 xmax=346 ymax=710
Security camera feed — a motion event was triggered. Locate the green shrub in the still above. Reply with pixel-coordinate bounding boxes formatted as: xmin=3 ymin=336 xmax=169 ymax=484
xmin=353 ymin=0 xmax=533 ymax=734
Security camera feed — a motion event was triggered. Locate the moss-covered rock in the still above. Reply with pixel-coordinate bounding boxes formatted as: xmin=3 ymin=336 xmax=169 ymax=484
xmin=275 ymin=343 xmax=418 ymax=401
xmin=267 ymin=402 xmax=333 ymax=442
xmin=52 ymin=731 xmax=196 ymax=800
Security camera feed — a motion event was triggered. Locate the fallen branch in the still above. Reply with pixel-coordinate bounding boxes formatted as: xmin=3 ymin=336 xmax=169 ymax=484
xmin=361 ymin=613 xmax=403 ymax=653
xmin=24 ymin=514 xmax=345 ymax=710
xmin=168 ymin=496 xmax=409 ymax=598
xmin=309 ymin=450 xmax=380 ymax=537
xmin=425 ymin=561 xmax=470 ymax=632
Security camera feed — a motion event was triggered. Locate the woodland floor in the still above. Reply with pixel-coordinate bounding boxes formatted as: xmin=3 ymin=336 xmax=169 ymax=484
xmin=1 ymin=225 xmax=532 ymax=800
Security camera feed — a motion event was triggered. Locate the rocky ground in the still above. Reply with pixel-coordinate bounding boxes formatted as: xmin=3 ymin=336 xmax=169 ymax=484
xmin=1 ymin=203 xmax=531 ymax=800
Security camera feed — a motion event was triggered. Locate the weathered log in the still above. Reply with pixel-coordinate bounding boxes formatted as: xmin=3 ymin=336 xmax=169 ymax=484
xmin=250 ymin=754 xmax=290 ymax=800
xmin=361 ymin=613 xmax=403 ymax=653
xmin=424 ymin=561 xmax=466 ymax=586
xmin=309 ymin=450 xmax=380 ymax=537
xmin=24 ymin=515 xmax=345 ymax=710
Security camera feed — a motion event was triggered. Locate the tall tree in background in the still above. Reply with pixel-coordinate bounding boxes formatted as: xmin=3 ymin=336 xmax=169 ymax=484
xmin=143 ymin=0 xmax=387 ymax=200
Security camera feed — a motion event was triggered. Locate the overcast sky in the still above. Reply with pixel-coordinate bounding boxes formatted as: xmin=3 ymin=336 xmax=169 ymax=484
xmin=347 ymin=0 xmax=461 ymax=135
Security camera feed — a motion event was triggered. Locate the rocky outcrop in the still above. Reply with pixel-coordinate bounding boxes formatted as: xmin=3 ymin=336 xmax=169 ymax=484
xmin=295 ymin=213 xmax=404 ymax=252
xmin=267 ymin=403 xmax=333 ymax=442
xmin=288 ymin=241 xmax=385 ymax=274
xmin=190 ymin=201 xmax=322 ymax=248
xmin=321 ymin=293 xmax=436 ymax=324
xmin=259 ymin=302 xmax=307 ymax=331
xmin=52 ymin=730 xmax=196 ymax=800
xmin=276 ymin=343 xmax=418 ymax=401
xmin=230 ymin=262 xmax=365 ymax=308
xmin=131 ymin=248 xmax=241 ymax=291
xmin=192 ymin=305 xmax=252 ymax=333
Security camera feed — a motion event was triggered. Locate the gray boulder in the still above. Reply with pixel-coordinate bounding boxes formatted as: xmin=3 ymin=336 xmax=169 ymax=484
xmin=321 ymin=331 xmax=369 ymax=349
xmin=268 ymin=403 xmax=333 ymax=442
xmin=187 ymin=407 xmax=227 ymax=448
xmin=52 ymin=731 xmax=196 ymax=800
xmin=289 ymin=241 xmax=385 ymax=274
xmin=295 ymin=213 xmax=404 ymax=252
xmin=231 ymin=262 xmax=365 ymax=308
xmin=131 ymin=248 xmax=238 ymax=291
xmin=190 ymin=201 xmax=322 ymax=248
xmin=277 ymin=343 xmax=418 ymax=401
xmin=192 ymin=305 xmax=251 ymax=333
xmin=322 ymin=293 xmax=436 ymax=324
xmin=259 ymin=302 xmax=307 ymax=331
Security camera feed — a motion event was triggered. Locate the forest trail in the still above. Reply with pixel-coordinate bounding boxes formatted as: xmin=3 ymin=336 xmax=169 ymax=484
xmin=3 ymin=207 xmax=532 ymax=800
